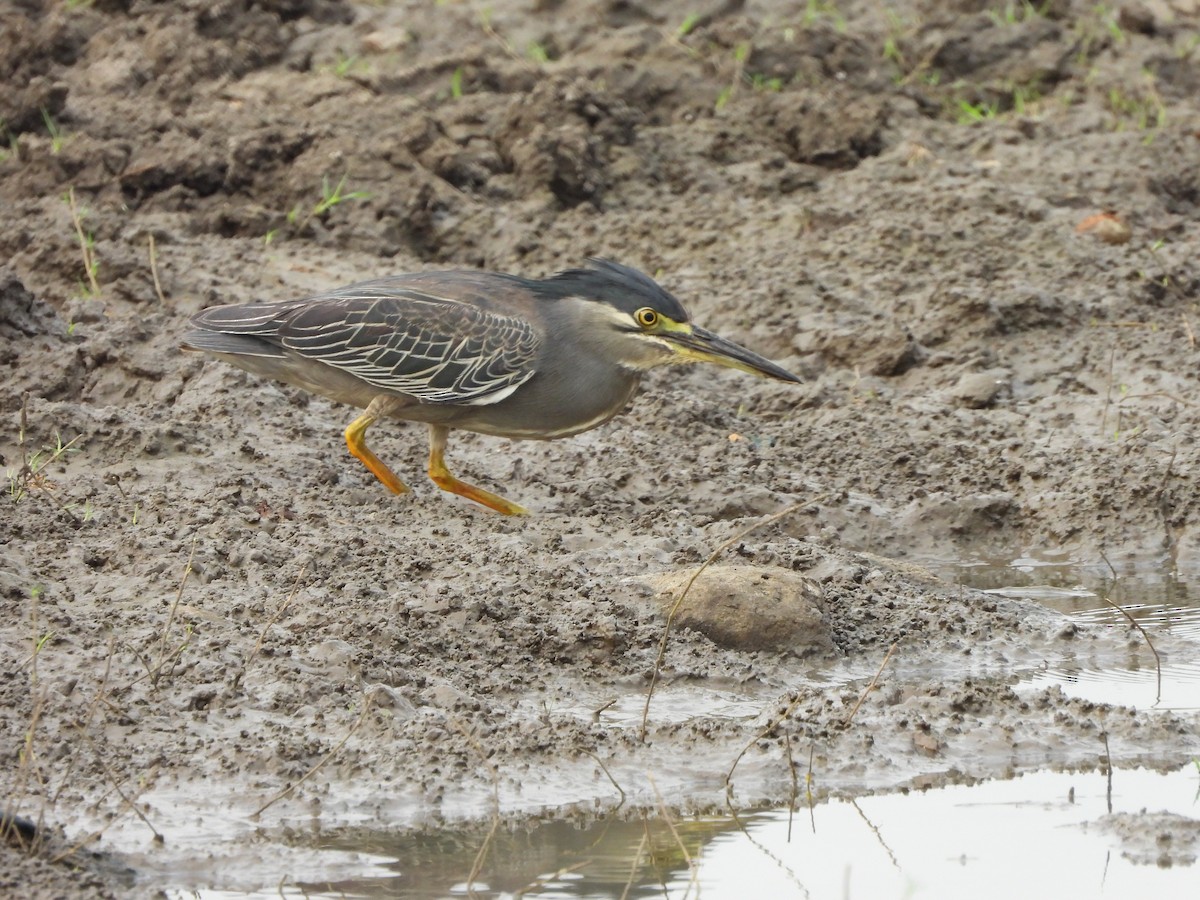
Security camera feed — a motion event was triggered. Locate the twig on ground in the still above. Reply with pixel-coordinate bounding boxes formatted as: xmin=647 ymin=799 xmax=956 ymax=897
xmin=66 ymin=187 xmax=100 ymax=296
xmin=640 ymin=499 xmax=821 ymax=742
xmin=582 ymin=750 xmax=626 ymax=806
xmin=1097 ymin=549 xmax=1162 ymax=702
xmin=445 ymin=713 xmax=501 ymax=895
xmin=148 ymin=233 xmax=166 ymax=305
xmin=253 ymin=689 xmax=377 ymax=816
xmin=151 ymin=537 xmax=196 ymax=687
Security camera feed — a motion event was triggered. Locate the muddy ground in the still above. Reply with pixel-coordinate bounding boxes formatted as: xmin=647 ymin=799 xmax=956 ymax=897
xmin=2 ymin=0 xmax=1200 ymax=895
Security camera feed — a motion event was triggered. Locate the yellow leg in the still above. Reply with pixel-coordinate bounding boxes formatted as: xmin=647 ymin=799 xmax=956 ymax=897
xmin=344 ymin=397 xmax=409 ymax=495
xmin=427 ymin=425 xmax=528 ymax=516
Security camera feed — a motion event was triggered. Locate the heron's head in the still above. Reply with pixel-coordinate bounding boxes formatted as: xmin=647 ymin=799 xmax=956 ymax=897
xmin=535 ymin=259 xmax=802 ymax=382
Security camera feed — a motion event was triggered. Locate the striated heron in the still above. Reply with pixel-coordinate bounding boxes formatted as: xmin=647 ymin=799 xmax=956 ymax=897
xmin=182 ymin=259 xmax=801 ymax=514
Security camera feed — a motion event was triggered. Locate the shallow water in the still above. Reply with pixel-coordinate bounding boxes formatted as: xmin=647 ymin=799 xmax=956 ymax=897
xmin=142 ymin=561 xmax=1200 ymax=897
xmin=941 ymin=554 xmax=1200 ymax=711
xmin=177 ymin=764 xmax=1200 ymax=899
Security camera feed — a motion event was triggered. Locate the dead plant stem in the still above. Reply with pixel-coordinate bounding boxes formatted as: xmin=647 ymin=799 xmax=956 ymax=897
xmin=243 ymin=563 xmax=307 ymax=677
xmin=785 ymin=733 xmax=797 ymax=842
xmin=618 ymin=829 xmax=649 ymax=900
xmin=842 ymin=642 xmax=898 ymax=727
xmin=446 ymin=713 xmax=502 ymax=894
xmin=1101 ymin=343 xmax=1116 ymax=435
xmin=53 ymin=635 xmax=117 ymax=804
xmin=148 ymin=233 xmax=166 ymax=305
xmin=152 ymin=537 xmax=196 ymax=687
xmin=66 ymin=186 xmax=100 ymax=296
xmin=641 ymin=499 xmax=821 ymax=741
xmin=582 ymin=750 xmax=626 ymax=806
xmin=253 ymin=689 xmax=377 ymax=816
xmin=648 ymin=773 xmax=697 ymax=899
xmin=1097 ymin=549 xmax=1162 ymax=702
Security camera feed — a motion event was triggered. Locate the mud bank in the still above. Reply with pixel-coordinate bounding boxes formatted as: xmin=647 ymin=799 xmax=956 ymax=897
xmin=3 ymin=0 xmax=1199 ymax=894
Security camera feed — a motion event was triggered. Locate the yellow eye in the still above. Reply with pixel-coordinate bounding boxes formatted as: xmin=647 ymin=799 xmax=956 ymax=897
xmin=635 ymin=308 xmax=659 ymax=328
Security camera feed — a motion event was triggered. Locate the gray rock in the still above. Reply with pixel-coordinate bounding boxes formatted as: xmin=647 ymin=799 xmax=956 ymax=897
xmin=646 ymin=564 xmax=833 ymax=657
xmin=950 ymin=370 xmax=1011 ymax=408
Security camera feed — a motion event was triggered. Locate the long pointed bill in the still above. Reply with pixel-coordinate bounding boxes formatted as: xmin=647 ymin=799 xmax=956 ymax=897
xmin=664 ymin=326 xmax=802 ymax=382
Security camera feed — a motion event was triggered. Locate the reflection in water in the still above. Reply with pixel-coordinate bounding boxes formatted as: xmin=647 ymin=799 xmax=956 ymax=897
xmin=174 ymin=558 xmax=1200 ymax=900
xmin=938 ymin=551 xmax=1198 ymax=631
xmin=263 ymin=766 xmax=1199 ymax=900
xmin=937 ymin=553 xmax=1200 ymax=711
xmin=294 ymin=814 xmax=744 ymax=898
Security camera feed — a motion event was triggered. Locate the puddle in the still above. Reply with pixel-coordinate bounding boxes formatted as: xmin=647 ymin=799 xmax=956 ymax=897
xmin=167 ymin=764 xmax=1200 ymax=899
xmin=99 ymin=558 xmax=1200 ymax=896
xmin=934 ymin=554 xmax=1200 ymax=711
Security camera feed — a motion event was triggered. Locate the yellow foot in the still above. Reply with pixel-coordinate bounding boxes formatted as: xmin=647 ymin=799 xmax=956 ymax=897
xmin=427 ymin=424 xmax=528 ymax=515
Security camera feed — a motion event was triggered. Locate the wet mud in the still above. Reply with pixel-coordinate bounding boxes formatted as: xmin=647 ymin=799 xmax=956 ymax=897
xmin=2 ymin=0 xmax=1200 ymax=894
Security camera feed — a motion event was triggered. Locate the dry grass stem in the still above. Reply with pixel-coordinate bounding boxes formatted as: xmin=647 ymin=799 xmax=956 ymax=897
xmin=725 ymin=642 xmax=895 ymax=822
xmin=66 ymin=186 xmax=100 ymax=296
xmin=618 ymin=829 xmax=649 ymax=900
xmin=724 ymin=690 xmax=806 ymax=797
xmin=582 ymin=750 xmax=626 ymax=806
xmin=842 ymin=642 xmax=898 ymax=727
xmin=243 ymin=563 xmax=307 ymax=677
xmin=1103 ymin=732 xmax=1114 ymax=814
xmin=514 ymin=861 xmax=590 ymax=898
xmin=849 ymin=798 xmax=900 ymax=869
xmin=151 ymin=537 xmax=197 ymax=687
xmin=10 ymin=395 xmax=83 ymax=522
xmin=252 ymin=689 xmax=377 ymax=816
xmin=1118 ymin=390 xmax=1195 ymax=407
xmin=784 ymin=733 xmax=797 ymax=842
xmin=48 ymin=762 xmax=162 ymax=863
xmin=1097 ymin=550 xmax=1162 ymax=702
xmin=48 ymin=826 xmax=107 ymax=865
xmin=52 ymin=635 xmax=117 ymax=805
xmin=647 ymin=773 xmax=698 ymax=899
xmin=723 ymin=802 xmax=811 ymax=897
xmin=445 ymin=714 xmax=502 ymax=894
xmin=640 ymin=499 xmax=821 ymax=741
xmin=1101 ymin=343 xmax=1117 ymax=435
xmin=14 ymin=590 xmax=50 ymax=851
xmin=805 ymin=743 xmax=816 ymax=833
xmin=148 ymin=233 xmax=166 ymax=305
xmin=1157 ymin=448 xmax=1180 ymax=573
xmin=591 ymin=698 xmax=616 ymax=720
xmin=85 ymin=734 xmax=162 ymax=842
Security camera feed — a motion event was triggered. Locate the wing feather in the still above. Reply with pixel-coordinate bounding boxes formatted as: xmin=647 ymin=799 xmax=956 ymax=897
xmin=189 ymin=281 xmax=540 ymax=405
